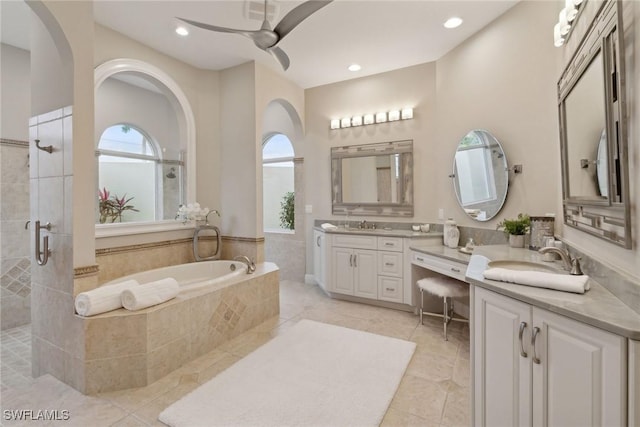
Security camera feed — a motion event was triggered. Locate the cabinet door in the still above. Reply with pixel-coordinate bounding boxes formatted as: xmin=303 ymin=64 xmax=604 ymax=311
xmin=332 ymin=247 xmax=354 ymax=295
xmin=474 ymin=287 xmax=532 ymax=427
xmin=532 ymin=307 xmax=626 ymax=427
xmin=353 ymin=249 xmax=377 ymax=299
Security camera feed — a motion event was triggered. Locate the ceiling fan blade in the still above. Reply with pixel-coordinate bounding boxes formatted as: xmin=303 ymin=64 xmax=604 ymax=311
xmin=273 ymin=1 xmax=333 ymax=41
xmin=177 ymin=17 xmax=254 ymax=38
xmin=267 ymin=46 xmax=290 ymax=71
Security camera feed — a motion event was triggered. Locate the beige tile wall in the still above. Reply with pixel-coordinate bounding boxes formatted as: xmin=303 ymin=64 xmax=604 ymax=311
xmin=1 ymin=141 xmax=32 ymax=330
xmin=96 ymin=237 xmax=220 ymax=284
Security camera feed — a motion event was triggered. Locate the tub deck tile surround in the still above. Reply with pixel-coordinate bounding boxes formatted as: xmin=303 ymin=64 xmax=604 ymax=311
xmin=81 ymin=263 xmax=279 ymax=394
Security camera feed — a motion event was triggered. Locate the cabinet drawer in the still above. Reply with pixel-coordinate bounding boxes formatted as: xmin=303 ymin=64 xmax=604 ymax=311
xmin=412 ymin=251 xmax=466 ymax=281
xmin=378 ymin=276 xmax=403 ymax=303
xmin=377 ymin=252 xmax=403 ymax=277
xmin=332 ymin=234 xmax=377 ymax=250
xmin=377 ymin=236 xmax=403 ymax=252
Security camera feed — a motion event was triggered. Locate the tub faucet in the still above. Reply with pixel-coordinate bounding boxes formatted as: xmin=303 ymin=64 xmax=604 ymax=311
xmin=538 ymin=246 xmax=583 ymax=275
xmin=234 ymin=255 xmax=256 ymax=274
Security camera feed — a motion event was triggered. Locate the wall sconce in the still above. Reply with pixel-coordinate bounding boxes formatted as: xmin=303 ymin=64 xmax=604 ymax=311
xmin=401 ymin=108 xmax=413 ymax=119
xmin=553 ymin=0 xmax=584 ymax=47
xmin=329 ymin=107 xmax=414 ymax=130
xmin=363 ymin=114 xmax=375 ymax=125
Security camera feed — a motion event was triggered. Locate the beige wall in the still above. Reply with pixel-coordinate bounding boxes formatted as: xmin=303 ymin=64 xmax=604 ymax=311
xmin=1 ymin=44 xmax=30 ymax=140
xmin=94 ymin=24 xmax=221 ymax=243
xmin=434 ymin=1 xmax=560 ymax=228
xmin=220 ymin=62 xmax=259 ymax=238
xmin=303 ymin=1 xmax=560 ymax=274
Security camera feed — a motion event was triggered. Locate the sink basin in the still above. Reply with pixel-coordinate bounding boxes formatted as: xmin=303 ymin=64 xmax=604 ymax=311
xmin=487 ymin=260 xmax=560 ymax=273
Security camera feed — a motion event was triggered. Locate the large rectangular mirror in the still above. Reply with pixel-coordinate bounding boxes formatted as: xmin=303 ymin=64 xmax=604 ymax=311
xmin=558 ymin=0 xmax=631 ymax=248
xmin=332 ymin=140 xmax=413 ymax=216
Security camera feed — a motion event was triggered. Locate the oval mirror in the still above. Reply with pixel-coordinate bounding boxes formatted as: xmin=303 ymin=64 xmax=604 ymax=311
xmin=452 ymin=130 xmax=508 ymax=221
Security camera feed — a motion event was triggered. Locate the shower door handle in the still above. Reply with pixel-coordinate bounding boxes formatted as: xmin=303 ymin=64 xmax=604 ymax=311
xmin=35 ymin=220 xmax=52 ymax=266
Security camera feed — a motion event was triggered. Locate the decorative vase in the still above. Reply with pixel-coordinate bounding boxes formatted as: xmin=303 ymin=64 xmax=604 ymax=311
xmin=509 ymin=234 xmax=525 ymax=248
xmin=444 ymin=218 xmax=460 ymax=249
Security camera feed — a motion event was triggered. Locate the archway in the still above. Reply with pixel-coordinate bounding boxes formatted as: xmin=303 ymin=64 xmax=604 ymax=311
xmin=261 ymin=99 xmax=305 ymax=282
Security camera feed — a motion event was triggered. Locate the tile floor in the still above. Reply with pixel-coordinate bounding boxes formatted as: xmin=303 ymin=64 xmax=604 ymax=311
xmin=0 ymin=280 xmax=470 ymax=426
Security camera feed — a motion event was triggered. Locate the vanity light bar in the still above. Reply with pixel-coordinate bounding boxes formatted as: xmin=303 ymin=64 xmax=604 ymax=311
xmin=329 ymin=108 xmax=413 ymax=129
xmin=553 ymin=0 xmax=584 ymax=47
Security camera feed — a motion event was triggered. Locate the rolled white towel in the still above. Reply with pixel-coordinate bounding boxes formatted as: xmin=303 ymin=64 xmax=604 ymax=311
xmin=483 ymin=268 xmax=590 ymax=294
xmin=320 ymin=223 xmax=338 ymax=230
xmin=75 ymin=279 xmax=139 ymax=316
xmin=121 ymin=278 xmax=180 ymax=311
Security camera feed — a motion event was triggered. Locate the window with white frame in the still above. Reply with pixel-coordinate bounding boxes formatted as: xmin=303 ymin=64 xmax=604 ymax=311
xmin=263 ymin=134 xmax=295 ymax=232
xmin=97 ymin=124 xmax=159 ymax=223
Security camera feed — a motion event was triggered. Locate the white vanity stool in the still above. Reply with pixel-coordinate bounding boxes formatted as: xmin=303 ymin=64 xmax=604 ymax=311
xmin=417 ymin=277 xmax=469 ymax=340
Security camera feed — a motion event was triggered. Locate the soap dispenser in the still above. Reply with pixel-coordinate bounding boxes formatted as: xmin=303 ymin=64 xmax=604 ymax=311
xmin=444 ymin=218 xmax=460 ymax=248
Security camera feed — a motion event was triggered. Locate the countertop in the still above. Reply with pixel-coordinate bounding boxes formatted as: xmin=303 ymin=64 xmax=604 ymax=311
xmin=409 ymin=243 xmax=640 ymax=340
xmin=314 ymin=225 xmax=443 ymax=239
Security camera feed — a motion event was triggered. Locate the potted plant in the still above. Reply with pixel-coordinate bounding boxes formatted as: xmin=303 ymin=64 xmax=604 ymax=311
xmin=497 ymin=213 xmax=530 ymax=248
xmin=279 ymin=192 xmax=294 ymax=230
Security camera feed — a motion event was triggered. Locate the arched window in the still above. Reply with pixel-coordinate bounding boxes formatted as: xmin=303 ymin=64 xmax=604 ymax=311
xmin=263 ymin=134 xmax=295 ymax=231
xmin=97 ymin=124 xmax=160 ymax=223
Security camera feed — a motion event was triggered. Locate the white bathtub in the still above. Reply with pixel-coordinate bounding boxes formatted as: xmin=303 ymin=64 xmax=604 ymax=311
xmin=105 ymin=260 xmax=248 ymax=292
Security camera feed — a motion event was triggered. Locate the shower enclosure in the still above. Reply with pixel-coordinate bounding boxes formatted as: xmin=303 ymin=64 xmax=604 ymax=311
xmin=0 ymin=138 xmax=31 ymax=330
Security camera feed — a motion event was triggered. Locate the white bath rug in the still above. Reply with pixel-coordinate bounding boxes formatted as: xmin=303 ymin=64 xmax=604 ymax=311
xmin=159 ymin=319 xmax=416 ymax=427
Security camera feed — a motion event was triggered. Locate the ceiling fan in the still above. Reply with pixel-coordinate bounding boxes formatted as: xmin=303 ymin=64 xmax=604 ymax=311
xmin=178 ymin=0 xmax=333 ymax=71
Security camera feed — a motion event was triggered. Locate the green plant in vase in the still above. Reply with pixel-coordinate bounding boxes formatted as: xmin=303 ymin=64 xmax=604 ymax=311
xmin=279 ymin=192 xmax=294 ymax=230
xmin=497 ymin=213 xmax=530 ymax=248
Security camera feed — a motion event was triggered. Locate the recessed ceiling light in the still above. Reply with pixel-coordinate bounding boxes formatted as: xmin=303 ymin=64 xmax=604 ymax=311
xmin=175 ymin=26 xmax=189 ymax=36
xmin=348 ymin=64 xmax=361 ymax=72
xmin=444 ymin=17 xmax=463 ymax=29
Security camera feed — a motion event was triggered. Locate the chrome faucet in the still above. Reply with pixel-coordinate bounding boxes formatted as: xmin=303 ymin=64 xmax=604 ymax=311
xmin=233 ymin=255 xmax=256 ymax=274
xmin=538 ymin=246 xmax=583 ymax=275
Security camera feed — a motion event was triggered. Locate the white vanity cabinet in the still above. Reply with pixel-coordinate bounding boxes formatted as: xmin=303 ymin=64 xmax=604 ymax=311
xmin=331 ymin=234 xmax=378 ymax=299
xmin=474 ymin=286 xmax=627 ymax=427
xmin=328 ymin=234 xmax=406 ymax=303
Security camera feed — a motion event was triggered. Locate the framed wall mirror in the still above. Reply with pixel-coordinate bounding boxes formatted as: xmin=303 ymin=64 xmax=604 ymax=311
xmin=331 ymin=140 xmax=413 ymax=217
xmin=452 ymin=130 xmax=509 ymax=221
xmin=558 ymin=0 xmax=631 ymax=248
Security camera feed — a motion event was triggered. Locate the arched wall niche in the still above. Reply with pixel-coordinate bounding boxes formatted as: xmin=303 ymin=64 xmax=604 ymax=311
xmin=94 ymin=58 xmax=197 ymax=236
